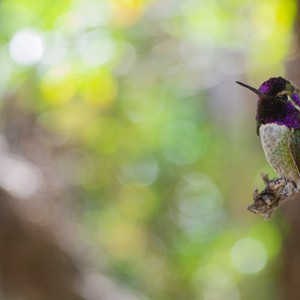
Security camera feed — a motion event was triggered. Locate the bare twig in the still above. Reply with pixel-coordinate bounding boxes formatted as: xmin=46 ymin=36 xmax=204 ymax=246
xmin=247 ymin=174 xmax=299 ymax=218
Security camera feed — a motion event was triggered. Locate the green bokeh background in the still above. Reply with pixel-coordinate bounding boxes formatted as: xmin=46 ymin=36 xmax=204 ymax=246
xmin=0 ymin=0 xmax=297 ymax=299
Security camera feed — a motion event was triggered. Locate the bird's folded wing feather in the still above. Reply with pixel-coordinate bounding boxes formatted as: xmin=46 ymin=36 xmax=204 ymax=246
xmin=288 ymin=129 xmax=300 ymax=176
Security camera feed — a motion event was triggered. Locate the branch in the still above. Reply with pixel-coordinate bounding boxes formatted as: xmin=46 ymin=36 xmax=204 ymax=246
xmin=247 ymin=174 xmax=299 ymax=218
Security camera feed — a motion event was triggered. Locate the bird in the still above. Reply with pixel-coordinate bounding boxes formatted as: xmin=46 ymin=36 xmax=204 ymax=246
xmin=236 ymin=77 xmax=300 ymax=215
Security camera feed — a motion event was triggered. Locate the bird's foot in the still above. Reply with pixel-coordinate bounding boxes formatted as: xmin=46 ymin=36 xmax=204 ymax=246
xmin=248 ymin=174 xmax=299 ymax=219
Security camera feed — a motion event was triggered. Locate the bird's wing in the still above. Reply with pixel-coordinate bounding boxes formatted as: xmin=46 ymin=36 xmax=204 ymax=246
xmin=288 ymin=128 xmax=300 ymax=175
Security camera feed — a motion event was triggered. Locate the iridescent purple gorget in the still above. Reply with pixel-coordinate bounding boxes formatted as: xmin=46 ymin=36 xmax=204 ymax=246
xmin=256 ymin=77 xmax=300 ymax=129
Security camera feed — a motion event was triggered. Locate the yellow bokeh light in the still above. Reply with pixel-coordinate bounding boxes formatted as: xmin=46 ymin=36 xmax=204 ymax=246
xmin=80 ymin=70 xmax=117 ymax=107
xmin=111 ymin=0 xmax=150 ymax=26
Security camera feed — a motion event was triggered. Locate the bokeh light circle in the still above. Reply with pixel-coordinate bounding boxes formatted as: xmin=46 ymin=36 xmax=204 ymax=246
xmin=230 ymin=237 xmax=267 ymax=274
xmin=9 ymin=29 xmax=44 ymax=66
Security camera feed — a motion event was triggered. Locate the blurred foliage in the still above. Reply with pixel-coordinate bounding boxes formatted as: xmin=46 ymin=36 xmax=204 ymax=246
xmin=0 ymin=0 xmax=297 ymax=299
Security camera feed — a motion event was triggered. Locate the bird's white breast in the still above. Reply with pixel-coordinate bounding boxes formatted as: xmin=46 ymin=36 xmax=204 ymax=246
xmin=259 ymin=124 xmax=299 ymax=181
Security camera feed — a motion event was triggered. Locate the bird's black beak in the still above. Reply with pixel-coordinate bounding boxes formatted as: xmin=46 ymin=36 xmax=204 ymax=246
xmin=236 ymin=81 xmax=265 ymax=98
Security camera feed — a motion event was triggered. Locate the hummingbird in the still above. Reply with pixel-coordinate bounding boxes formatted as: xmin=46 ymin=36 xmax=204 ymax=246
xmin=236 ymin=77 xmax=300 ymax=215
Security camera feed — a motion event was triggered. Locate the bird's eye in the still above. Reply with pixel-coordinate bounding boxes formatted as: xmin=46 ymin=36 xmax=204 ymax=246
xmin=278 ymin=94 xmax=288 ymax=101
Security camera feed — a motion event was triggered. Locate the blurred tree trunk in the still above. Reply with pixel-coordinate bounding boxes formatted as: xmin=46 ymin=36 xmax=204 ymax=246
xmin=281 ymin=1 xmax=300 ymax=299
xmin=0 ymin=188 xmax=83 ymax=300
xmin=0 ymin=102 xmax=85 ymax=300
xmin=0 ymin=98 xmax=144 ymax=300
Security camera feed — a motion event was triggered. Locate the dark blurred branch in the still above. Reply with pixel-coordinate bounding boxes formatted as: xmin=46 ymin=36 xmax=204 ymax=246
xmin=281 ymin=1 xmax=300 ymax=299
